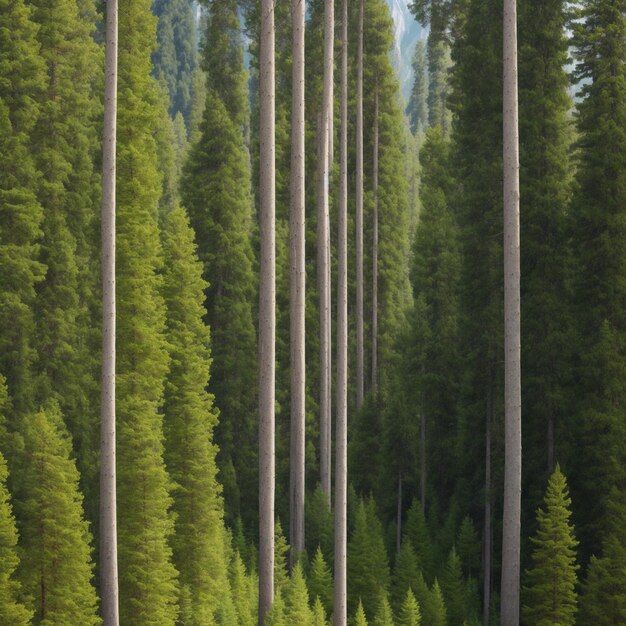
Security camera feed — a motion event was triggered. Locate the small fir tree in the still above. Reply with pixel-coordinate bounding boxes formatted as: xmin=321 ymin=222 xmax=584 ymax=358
xmin=354 ymin=599 xmax=368 ymax=626
xmin=426 ymin=580 xmax=448 ymax=626
xmin=312 ymin=597 xmax=328 ymax=626
xmin=403 ymin=500 xmax=434 ymax=581
xmin=391 ymin=540 xmax=421 ymax=611
xmin=456 ymin=517 xmax=481 ymax=579
xmin=285 ymin=563 xmax=314 ymax=625
xmin=440 ymin=547 xmax=467 ymax=625
xmin=522 ymin=465 xmax=579 ymax=626
xmin=397 ymin=589 xmax=421 ymax=626
xmin=264 ymin=588 xmax=286 ymax=626
xmin=372 ymin=593 xmax=395 ymax=626
xmin=230 ymin=552 xmax=256 ymax=626
xmin=308 ymin=546 xmax=333 ymax=614
xmin=275 ymin=520 xmax=290 ymax=595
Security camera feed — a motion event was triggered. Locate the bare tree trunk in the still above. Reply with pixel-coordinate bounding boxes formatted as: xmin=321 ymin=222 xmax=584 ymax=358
xmin=501 ymin=0 xmax=522 ymax=622
xmin=420 ymin=412 xmax=426 ymax=513
xmin=259 ymin=0 xmax=276 ymax=621
xmin=396 ymin=472 xmax=403 ymax=553
xmin=334 ymin=1 xmax=348 ymax=623
xmin=289 ymin=0 xmax=306 ymax=562
xmin=483 ymin=401 xmax=492 ymax=626
xmin=355 ymin=0 xmax=364 ymax=409
xmin=371 ymin=84 xmax=379 ymax=394
xmin=318 ymin=0 xmax=334 ymax=506
xmin=100 ymin=1 xmax=119 ymax=623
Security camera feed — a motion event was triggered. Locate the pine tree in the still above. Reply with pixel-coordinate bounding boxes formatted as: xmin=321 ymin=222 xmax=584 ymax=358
xmin=456 ymin=517 xmax=481 ymax=579
xmin=568 ymin=0 xmax=626 ymax=557
xmin=15 ymin=407 xmax=99 ymax=625
xmin=181 ymin=0 xmax=257 ymax=530
xmin=403 ymin=501 xmax=434 ymax=581
xmin=305 ymin=487 xmax=335 ymax=562
xmin=407 ymin=40 xmax=428 ymax=134
xmin=440 ymin=547 xmax=467 ymax=625
xmin=0 ymin=0 xmax=45 ymax=417
xmin=230 ymin=552 xmax=257 ymax=626
xmin=372 ymin=594 xmax=395 ymax=626
xmin=308 ymin=547 xmax=333 ymax=615
xmin=285 ymin=563 xmax=314 ymax=625
xmin=348 ymin=499 xmax=391 ymax=618
xmin=116 ymin=0 xmax=179 ymax=621
xmin=274 ymin=520 xmax=290 ymax=597
xmin=397 ymin=589 xmax=421 ymax=626
xmin=264 ymin=588 xmax=285 ymax=626
xmin=161 ymin=205 xmax=230 ymax=624
xmin=354 ymin=600 xmax=368 ymax=626
xmin=425 ymin=579 xmax=447 ymax=626
xmin=391 ymin=540 xmax=421 ymax=611
xmin=312 ymin=597 xmax=328 ymax=626
xmin=0 ymin=452 xmax=31 ymax=626
xmin=152 ymin=0 xmax=197 ymax=127
xmin=522 ymin=466 xmax=578 ymax=626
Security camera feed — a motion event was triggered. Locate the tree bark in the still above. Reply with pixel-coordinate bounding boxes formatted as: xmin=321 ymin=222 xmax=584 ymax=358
xmin=100 ymin=1 xmax=120 ymax=623
xmin=501 ymin=0 xmax=522 ymax=623
xmin=289 ymin=0 xmax=306 ymax=562
xmin=334 ymin=1 xmax=348 ymax=623
xmin=259 ymin=0 xmax=276 ymax=621
xmin=371 ymin=84 xmax=379 ymax=395
xmin=355 ymin=0 xmax=364 ymax=409
xmin=318 ymin=0 xmax=334 ymax=506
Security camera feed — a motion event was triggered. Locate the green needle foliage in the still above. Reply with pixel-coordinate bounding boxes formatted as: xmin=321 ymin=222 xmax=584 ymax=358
xmin=426 ymin=580 xmax=447 ymax=626
xmin=264 ymin=588 xmax=286 ymax=626
xmin=407 ymin=40 xmax=428 ymax=135
xmin=372 ymin=593 xmax=395 ymax=626
xmin=162 ymin=205 xmax=230 ymax=624
xmin=308 ymin=547 xmax=333 ymax=615
xmin=312 ymin=597 xmax=328 ymax=626
xmin=440 ymin=547 xmax=467 ymax=625
xmin=0 ymin=0 xmax=45 ymax=417
xmin=15 ymin=407 xmax=99 ymax=625
xmin=285 ymin=563 xmax=314 ymax=625
xmin=0 ymin=452 xmax=31 ymax=626
xmin=116 ymin=0 xmax=180 ymax=622
xmin=391 ymin=540 xmax=421 ymax=612
xmin=354 ymin=600 xmax=369 ymax=626
xmin=397 ymin=589 xmax=421 ymax=626
xmin=522 ymin=465 xmax=579 ymax=626
xmin=230 ymin=552 xmax=256 ymax=626
xmin=403 ymin=501 xmax=434 ymax=581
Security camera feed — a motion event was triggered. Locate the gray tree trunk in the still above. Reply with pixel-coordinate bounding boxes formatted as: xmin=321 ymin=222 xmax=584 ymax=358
xmin=258 ymin=0 xmax=276 ymax=621
xmin=334 ymin=1 xmax=348 ymax=623
xmin=501 ymin=0 xmax=522 ymax=623
xmin=371 ymin=84 xmax=379 ymax=394
xmin=355 ymin=0 xmax=364 ymax=409
xmin=289 ymin=0 xmax=306 ymax=561
xmin=100 ymin=1 xmax=120 ymax=623
xmin=318 ymin=0 xmax=334 ymax=505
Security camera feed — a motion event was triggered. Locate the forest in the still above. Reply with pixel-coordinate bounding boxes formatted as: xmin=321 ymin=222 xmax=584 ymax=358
xmin=0 ymin=0 xmax=624 ymax=624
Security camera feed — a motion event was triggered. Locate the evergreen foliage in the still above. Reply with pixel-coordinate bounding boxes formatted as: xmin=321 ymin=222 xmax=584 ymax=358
xmin=181 ymin=2 xmax=257 ymax=527
xmin=397 ymin=589 xmax=421 ymax=626
xmin=285 ymin=563 xmax=314 ymax=625
xmin=391 ymin=540 xmax=421 ymax=611
xmin=305 ymin=486 xmax=334 ymax=563
xmin=15 ymin=407 xmax=99 ymax=625
xmin=440 ymin=547 xmax=468 ymax=625
xmin=522 ymin=466 xmax=579 ymax=626
xmin=0 ymin=452 xmax=31 ymax=625
xmin=426 ymin=579 xmax=448 ymax=626
xmin=403 ymin=501 xmax=434 ymax=581
xmin=407 ymin=40 xmax=428 ymax=134
xmin=116 ymin=0 xmax=179 ymax=621
xmin=354 ymin=600 xmax=369 ymax=626
xmin=372 ymin=593 xmax=395 ymax=626
xmin=308 ymin=546 xmax=333 ymax=615
xmin=161 ymin=204 xmax=229 ymax=624
xmin=264 ymin=588 xmax=286 ymax=626
xmin=348 ymin=499 xmax=391 ymax=617
xmin=312 ymin=597 xmax=328 ymax=626
xmin=456 ymin=517 xmax=481 ymax=579
xmin=153 ymin=0 xmax=197 ymax=126
xmin=230 ymin=552 xmax=257 ymax=626
xmin=274 ymin=520 xmax=290 ymax=596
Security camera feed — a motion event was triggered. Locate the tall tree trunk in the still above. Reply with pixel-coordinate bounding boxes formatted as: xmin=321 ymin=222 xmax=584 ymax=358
xmin=100 ymin=1 xmax=119 ymax=623
xmin=259 ymin=0 xmax=276 ymax=621
xmin=289 ymin=0 xmax=306 ymax=561
xmin=334 ymin=1 xmax=348 ymax=623
xmin=371 ymin=84 xmax=379 ymax=394
xmin=483 ymin=398 xmax=492 ymax=626
xmin=318 ymin=0 xmax=334 ymax=505
xmin=355 ymin=0 xmax=364 ymax=409
xmin=501 ymin=0 xmax=522 ymax=623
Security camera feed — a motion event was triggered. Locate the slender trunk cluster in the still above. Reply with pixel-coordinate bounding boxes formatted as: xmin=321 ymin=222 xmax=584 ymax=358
xmin=100 ymin=1 xmax=119 ymax=623
xmin=334 ymin=1 xmax=349 ymax=624
xmin=355 ymin=0 xmax=364 ymax=409
xmin=289 ymin=0 xmax=306 ymax=561
xmin=258 ymin=0 xmax=276 ymax=621
xmin=318 ymin=0 xmax=334 ymax=505
xmin=501 ymin=0 xmax=522 ymax=623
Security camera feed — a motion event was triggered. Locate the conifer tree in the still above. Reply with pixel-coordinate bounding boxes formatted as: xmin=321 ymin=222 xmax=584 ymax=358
xmin=568 ymin=0 xmax=626 ymax=556
xmin=372 ymin=594 xmax=395 ymax=626
xmin=308 ymin=547 xmax=333 ymax=615
xmin=181 ymin=0 xmax=258 ymax=530
xmin=348 ymin=500 xmax=391 ymax=617
xmin=391 ymin=540 xmax=421 ymax=611
xmin=0 ymin=0 xmax=45 ymax=417
xmin=397 ymin=589 xmax=421 ymax=626
xmin=457 ymin=517 xmax=481 ymax=579
xmin=424 ymin=579 xmax=447 ymax=626
xmin=265 ymin=588 xmax=285 ymax=626
xmin=306 ymin=487 xmax=335 ymax=563
xmin=313 ymin=597 xmax=328 ymax=626
xmin=403 ymin=501 xmax=434 ymax=581
xmin=15 ymin=407 xmax=99 ymax=625
xmin=522 ymin=466 xmax=578 ymax=626
xmin=354 ymin=600 xmax=368 ymax=626
xmin=407 ymin=40 xmax=428 ymax=134
xmin=115 ymin=0 xmax=179 ymax=621
xmin=230 ymin=552 xmax=257 ymax=626
xmin=285 ymin=563 xmax=314 ymax=625
xmin=440 ymin=547 xmax=468 ymax=625
xmin=0 ymin=452 xmax=31 ymax=626
xmin=161 ymin=205 xmax=230 ymax=624
xmin=274 ymin=520 xmax=290 ymax=597
xmin=152 ymin=0 xmax=197 ymax=127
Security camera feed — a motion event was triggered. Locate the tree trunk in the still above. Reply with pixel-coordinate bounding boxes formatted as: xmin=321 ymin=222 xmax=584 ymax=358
xmin=318 ymin=0 xmax=334 ymax=506
xmin=371 ymin=84 xmax=379 ymax=394
xmin=355 ymin=0 xmax=364 ymax=409
xmin=334 ymin=1 xmax=348 ymax=623
xmin=258 ymin=0 xmax=276 ymax=621
xmin=501 ymin=0 xmax=522 ymax=623
xmin=289 ymin=0 xmax=306 ymax=562
xmin=483 ymin=399 xmax=492 ymax=626
xmin=100 ymin=1 xmax=120 ymax=623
